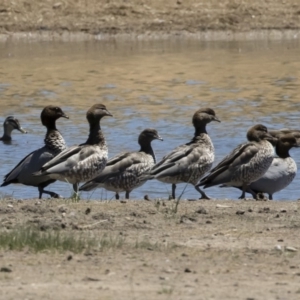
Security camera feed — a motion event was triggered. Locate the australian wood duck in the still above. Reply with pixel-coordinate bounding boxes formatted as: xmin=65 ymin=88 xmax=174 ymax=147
xmin=33 ymin=104 xmax=112 ymax=195
xmin=0 ymin=116 xmax=27 ymax=142
xmin=80 ymin=128 xmax=163 ymax=199
xmin=143 ymin=108 xmax=220 ymax=200
xmin=1 ymin=106 xmax=68 ymax=198
xmin=198 ymin=124 xmax=276 ymax=199
xmin=228 ymin=133 xmax=299 ymax=200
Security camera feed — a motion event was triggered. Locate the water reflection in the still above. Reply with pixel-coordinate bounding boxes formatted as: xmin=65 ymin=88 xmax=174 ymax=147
xmin=0 ymin=39 xmax=300 ymax=200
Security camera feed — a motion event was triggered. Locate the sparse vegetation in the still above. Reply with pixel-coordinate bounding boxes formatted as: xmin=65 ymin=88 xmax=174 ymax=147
xmin=0 ymin=227 xmax=96 ymax=253
xmin=157 ymin=287 xmax=174 ymax=295
xmin=0 ymin=227 xmax=178 ymax=253
xmin=0 ymin=199 xmax=299 ymax=299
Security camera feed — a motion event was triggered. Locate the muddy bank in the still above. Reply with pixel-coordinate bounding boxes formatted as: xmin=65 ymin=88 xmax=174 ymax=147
xmin=0 ymin=0 xmax=300 ymax=41
xmin=1 ymin=198 xmax=300 ymax=299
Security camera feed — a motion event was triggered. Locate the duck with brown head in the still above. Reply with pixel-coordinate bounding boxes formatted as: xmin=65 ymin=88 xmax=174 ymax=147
xmin=228 ymin=133 xmax=300 ymax=200
xmin=80 ymin=128 xmax=163 ymax=199
xmin=1 ymin=106 xmax=68 ymax=198
xmin=142 ymin=108 xmax=220 ymax=200
xmin=34 ymin=104 xmax=112 ymax=197
xmin=198 ymin=124 xmax=276 ymax=199
xmin=0 ymin=116 xmax=27 ymax=143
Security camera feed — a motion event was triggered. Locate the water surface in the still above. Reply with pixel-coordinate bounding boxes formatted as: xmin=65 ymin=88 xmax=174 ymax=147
xmin=1 ymin=39 xmax=300 ymax=200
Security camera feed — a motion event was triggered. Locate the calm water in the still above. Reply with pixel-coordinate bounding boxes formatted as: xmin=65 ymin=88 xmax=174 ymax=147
xmin=1 ymin=39 xmax=300 ymax=201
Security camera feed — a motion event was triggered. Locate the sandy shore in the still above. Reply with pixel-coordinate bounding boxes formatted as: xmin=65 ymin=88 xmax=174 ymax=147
xmin=1 ymin=0 xmax=300 ymax=41
xmin=1 ymin=198 xmax=300 ymax=299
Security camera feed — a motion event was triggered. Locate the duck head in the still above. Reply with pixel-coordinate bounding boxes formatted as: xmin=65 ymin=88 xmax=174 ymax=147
xmin=41 ymin=105 xmax=69 ymax=127
xmin=86 ymin=104 xmax=113 ymax=126
xmin=247 ymin=124 xmax=277 ymax=144
xmin=138 ymin=128 xmax=163 ymax=145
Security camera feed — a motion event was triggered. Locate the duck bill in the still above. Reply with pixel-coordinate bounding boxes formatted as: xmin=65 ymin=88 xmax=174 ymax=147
xmin=156 ymin=135 xmax=163 ymax=141
xmin=61 ymin=113 xmax=69 ymax=119
xmin=213 ymin=116 xmax=221 ymax=122
xmin=265 ymin=133 xmax=277 ymax=145
xmin=18 ymin=127 xmax=27 ymax=134
xmin=105 ymin=109 xmax=113 ymax=117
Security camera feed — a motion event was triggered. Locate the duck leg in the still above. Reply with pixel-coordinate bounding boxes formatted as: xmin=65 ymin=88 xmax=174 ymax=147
xmin=73 ymin=183 xmax=79 ymax=194
xmin=71 ymin=183 xmax=80 ymax=201
xmin=239 ymin=183 xmax=257 ymax=199
xmin=125 ymin=191 xmax=130 ymax=199
xmin=38 ymin=186 xmax=61 ymax=199
xmin=115 ymin=193 xmax=119 ymax=200
xmin=171 ymin=184 xmax=176 ymax=199
xmin=195 ymin=186 xmax=210 ymax=200
xmin=238 ymin=183 xmax=247 ymax=199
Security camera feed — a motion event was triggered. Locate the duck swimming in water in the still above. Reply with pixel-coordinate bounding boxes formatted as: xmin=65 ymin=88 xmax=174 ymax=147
xmin=0 ymin=116 xmax=27 ymax=142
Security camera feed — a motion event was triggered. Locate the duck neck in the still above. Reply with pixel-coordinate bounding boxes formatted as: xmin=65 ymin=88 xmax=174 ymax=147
xmin=276 ymin=144 xmax=290 ymax=158
xmin=45 ymin=121 xmax=58 ymax=137
xmin=45 ymin=115 xmax=58 ymax=130
xmin=140 ymin=141 xmax=155 ymax=162
xmin=2 ymin=124 xmax=14 ymax=140
xmin=44 ymin=123 xmax=66 ymax=153
xmin=86 ymin=123 xmax=105 ymax=146
xmin=194 ymin=124 xmax=207 ymax=136
xmin=1 ymin=132 xmax=12 ymax=141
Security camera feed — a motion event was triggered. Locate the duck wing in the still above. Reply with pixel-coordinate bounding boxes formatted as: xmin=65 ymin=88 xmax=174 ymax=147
xmin=2 ymin=146 xmax=54 ymax=185
xmin=37 ymin=145 xmax=81 ymax=172
xmin=80 ymin=151 xmax=151 ymax=191
xmin=199 ymin=142 xmax=259 ymax=187
xmin=150 ymin=143 xmax=208 ymax=178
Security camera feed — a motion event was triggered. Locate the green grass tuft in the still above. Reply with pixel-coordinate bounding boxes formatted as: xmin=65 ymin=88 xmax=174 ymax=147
xmin=0 ymin=227 xmax=95 ymax=253
xmin=0 ymin=227 xmax=176 ymax=253
xmin=0 ymin=227 xmax=127 ymax=253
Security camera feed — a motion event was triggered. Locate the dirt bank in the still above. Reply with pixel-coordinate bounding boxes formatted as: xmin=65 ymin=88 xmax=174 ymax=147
xmin=1 ymin=0 xmax=300 ymax=41
xmin=1 ymin=198 xmax=300 ymax=299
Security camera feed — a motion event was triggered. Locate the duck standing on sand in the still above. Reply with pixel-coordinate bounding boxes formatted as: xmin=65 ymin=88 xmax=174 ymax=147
xmin=80 ymin=128 xmax=163 ymax=199
xmin=34 ymin=104 xmax=112 ymax=195
xmin=198 ymin=124 xmax=276 ymax=199
xmin=1 ymin=116 xmax=27 ymax=142
xmin=1 ymin=106 xmax=68 ymax=198
xmin=227 ymin=133 xmax=299 ymax=200
xmin=142 ymin=108 xmax=220 ymax=200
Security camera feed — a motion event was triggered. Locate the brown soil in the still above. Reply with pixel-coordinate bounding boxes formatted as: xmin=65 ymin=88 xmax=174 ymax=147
xmin=1 ymin=198 xmax=300 ymax=299
xmin=0 ymin=0 xmax=300 ymax=38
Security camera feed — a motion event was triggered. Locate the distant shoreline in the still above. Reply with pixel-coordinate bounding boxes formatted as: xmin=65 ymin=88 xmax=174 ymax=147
xmin=1 ymin=0 xmax=300 ymax=43
xmin=0 ymin=29 xmax=300 ymax=43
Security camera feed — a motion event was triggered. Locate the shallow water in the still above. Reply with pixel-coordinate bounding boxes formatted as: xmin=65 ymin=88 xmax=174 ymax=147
xmin=1 ymin=39 xmax=300 ymax=201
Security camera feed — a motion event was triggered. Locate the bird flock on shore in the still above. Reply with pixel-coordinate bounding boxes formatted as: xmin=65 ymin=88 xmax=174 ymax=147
xmin=1 ymin=104 xmax=300 ymax=201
